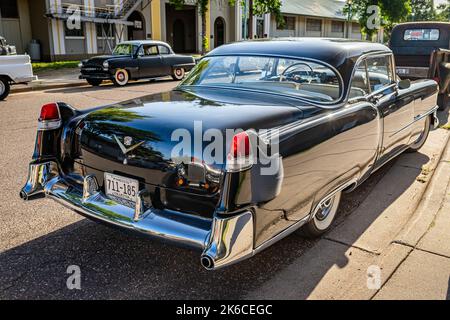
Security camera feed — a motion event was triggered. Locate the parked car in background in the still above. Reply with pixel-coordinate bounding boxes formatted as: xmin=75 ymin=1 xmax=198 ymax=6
xmin=79 ymin=40 xmax=196 ymax=86
xmin=390 ymin=22 xmax=450 ymax=110
xmin=21 ymin=39 xmax=439 ymax=270
xmin=0 ymin=36 xmax=17 ymax=56
xmin=0 ymin=53 xmax=37 ymax=100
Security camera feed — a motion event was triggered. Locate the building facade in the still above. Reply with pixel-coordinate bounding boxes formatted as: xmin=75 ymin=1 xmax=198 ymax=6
xmin=0 ymin=0 xmax=368 ymax=61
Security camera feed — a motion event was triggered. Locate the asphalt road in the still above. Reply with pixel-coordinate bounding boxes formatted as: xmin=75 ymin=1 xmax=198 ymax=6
xmin=0 ymin=79 xmax=391 ymax=299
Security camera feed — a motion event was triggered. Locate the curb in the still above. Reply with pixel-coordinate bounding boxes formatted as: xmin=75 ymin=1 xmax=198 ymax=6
xmin=392 ymin=129 xmax=450 ymax=247
xmin=369 ymin=127 xmax=450 ymax=299
xmin=11 ymin=81 xmax=87 ymax=94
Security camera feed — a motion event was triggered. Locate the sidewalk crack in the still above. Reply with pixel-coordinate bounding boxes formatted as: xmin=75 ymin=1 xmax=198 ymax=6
xmin=322 ymin=237 xmax=380 ymax=255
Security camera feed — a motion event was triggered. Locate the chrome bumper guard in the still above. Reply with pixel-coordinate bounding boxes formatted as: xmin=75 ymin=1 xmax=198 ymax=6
xmin=20 ymin=161 xmax=254 ymax=270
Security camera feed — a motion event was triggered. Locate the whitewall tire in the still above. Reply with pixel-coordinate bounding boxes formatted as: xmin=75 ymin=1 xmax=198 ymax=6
xmin=301 ymin=191 xmax=342 ymax=238
xmin=113 ymin=69 xmax=129 ymax=86
xmin=0 ymin=77 xmax=10 ymax=100
xmin=172 ymin=67 xmax=185 ymax=81
xmin=407 ymin=115 xmax=431 ymax=152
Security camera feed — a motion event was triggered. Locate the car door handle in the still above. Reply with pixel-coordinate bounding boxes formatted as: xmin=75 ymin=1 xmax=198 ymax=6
xmin=370 ymin=93 xmax=384 ymax=104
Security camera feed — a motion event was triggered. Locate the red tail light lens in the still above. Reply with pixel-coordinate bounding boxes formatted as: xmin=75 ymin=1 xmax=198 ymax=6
xmin=433 ymin=77 xmax=440 ymax=84
xmin=226 ymin=131 xmax=254 ymax=172
xmin=39 ymin=103 xmax=60 ymax=121
xmin=231 ymin=132 xmax=250 ymax=159
xmin=38 ymin=103 xmax=61 ymax=130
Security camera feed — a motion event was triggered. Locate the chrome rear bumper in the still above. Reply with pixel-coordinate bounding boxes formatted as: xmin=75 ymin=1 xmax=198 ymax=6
xmin=20 ymin=161 xmax=254 ymax=270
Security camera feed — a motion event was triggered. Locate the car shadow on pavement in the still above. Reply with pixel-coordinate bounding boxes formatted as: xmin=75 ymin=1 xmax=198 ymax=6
xmin=0 ymin=153 xmax=430 ymax=300
xmin=437 ymin=105 xmax=450 ymax=127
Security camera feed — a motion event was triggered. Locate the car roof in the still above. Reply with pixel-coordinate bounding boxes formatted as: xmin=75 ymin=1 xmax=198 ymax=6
xmin=118 ymin=40 xmax=171 ymax=46
xmin=393 ymin=22 xmax=450 ymax=29
xmin=207 ymin=38 xmax=391 ymax=69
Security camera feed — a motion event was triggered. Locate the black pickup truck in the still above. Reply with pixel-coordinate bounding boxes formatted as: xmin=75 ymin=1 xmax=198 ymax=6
xmin=390 ymin=22 xmax=450 ymax=110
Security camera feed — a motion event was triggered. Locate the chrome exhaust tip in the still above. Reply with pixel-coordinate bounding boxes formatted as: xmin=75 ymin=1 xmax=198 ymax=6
xmin=19 ymin=190 xmax=28 ymax=201
xmin=200 ymin=255 xmax=214 ymax=270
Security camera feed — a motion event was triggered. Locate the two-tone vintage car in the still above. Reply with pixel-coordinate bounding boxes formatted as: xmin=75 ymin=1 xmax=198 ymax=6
xmin=79 ymin=40 xmax=196 ymax=86
xmin=21 ymin=38 xmax=439 ymax=270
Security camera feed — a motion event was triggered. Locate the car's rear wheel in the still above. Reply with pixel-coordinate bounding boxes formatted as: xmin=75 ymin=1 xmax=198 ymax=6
xmin=407 ymin=115 xmax=431 ymax=152
xmin=87 ymin=79 xmax=103 ymax=86
xmin=301 ymin=191 xmax=342 ymax=238
xmin=113 ymin=69 xmax=129 ymax=86
xmin=437 ymin=92 xmax=449 ymax=111
xmin=172 ymin=67 xmax=185 ymax=81
xmin=0 ymin=77 xmax=11 ymax=101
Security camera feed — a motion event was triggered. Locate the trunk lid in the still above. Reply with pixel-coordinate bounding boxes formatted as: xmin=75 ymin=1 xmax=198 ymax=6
xmin=72 ymin=88 xmax=310 ymax=192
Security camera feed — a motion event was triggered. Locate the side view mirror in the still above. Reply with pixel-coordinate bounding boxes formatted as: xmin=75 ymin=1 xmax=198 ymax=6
xmin=398 ymin=79 xmax=411 ymax=90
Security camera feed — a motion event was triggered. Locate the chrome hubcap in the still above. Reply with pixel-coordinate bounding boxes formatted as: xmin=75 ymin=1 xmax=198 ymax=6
xmin=0 ymin=81 xmax=5 ymax=95
xmin=315 ymin=198 xmax=334 ymax=221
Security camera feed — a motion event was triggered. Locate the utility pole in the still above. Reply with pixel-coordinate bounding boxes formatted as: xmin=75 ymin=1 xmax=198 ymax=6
xmin=347 ymin=0 xmax=353 ymax=39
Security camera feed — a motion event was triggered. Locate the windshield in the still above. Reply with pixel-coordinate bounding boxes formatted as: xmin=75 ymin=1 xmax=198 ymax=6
xmin=180 ymin=56 xmax=342 ymax=103
xmin=113 ymin=44 xmax=137 ymax=55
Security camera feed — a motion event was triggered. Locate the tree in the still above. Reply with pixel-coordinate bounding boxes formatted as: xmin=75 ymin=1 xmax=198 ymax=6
xmin=170 ymin=0 xmax=283 ymax=54
xmin=408 ymin=0 xmax=436 ymax=21
xmin=344 ymin=0 xmax=411 ymax=41
xmin=229 ymin=0 xmax=283 ymax=39
xmin=436 ymin=0 xmax=450 ymax=21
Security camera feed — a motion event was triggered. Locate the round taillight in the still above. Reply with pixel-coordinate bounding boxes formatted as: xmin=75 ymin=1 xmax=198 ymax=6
xmin=39 ymin=103 xmax=60 ymax=121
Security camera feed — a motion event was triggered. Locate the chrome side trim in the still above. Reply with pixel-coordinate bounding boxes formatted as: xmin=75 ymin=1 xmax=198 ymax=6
xmin=253 ymin=214 xmax=310 ymax=255
xmin=390 ymin=105 xmax=439 ymax=137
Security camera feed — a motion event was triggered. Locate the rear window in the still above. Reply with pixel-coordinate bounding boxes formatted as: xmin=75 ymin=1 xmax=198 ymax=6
xmin=404 ymin=29 xmax=440 ymax=41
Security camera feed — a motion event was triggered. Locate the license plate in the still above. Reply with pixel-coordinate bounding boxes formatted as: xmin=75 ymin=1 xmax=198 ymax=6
xmin=397 ymin=68 xmax=410 ymax=75
xmin=104 ymin=173 xmax=139 ymax=204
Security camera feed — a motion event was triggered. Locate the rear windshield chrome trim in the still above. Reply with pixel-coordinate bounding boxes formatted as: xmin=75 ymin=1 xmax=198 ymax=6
xmin=182 ymin=53 xmax=345 ymax=107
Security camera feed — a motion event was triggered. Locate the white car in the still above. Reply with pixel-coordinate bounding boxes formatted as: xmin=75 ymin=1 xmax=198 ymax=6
xmin=0 ymin=54 xmax=37 ymax=100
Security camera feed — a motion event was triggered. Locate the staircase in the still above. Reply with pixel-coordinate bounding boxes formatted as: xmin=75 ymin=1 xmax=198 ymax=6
xmin=47 ymin=0 xmax=146 ymax=23
xmin=115 ymin=0 xmax=143 ymax=19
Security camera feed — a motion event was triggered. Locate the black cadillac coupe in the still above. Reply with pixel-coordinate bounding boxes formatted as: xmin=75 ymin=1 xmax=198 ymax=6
xmin=79 ymin=40 xmax=196 ymax=86
xmin=22 ymin=38 xmax=439 ymax=270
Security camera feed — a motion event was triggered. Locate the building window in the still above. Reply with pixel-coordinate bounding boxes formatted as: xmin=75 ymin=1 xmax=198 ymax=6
xmin=0 ymin=0 xmax=19 ymax=18
xmin=331 ymin=21 xmax=344 ymax=33
xmin=277 ymin=16 xmax=295 ymax=31
xmin=352 ymin=23 xmax=361 ymax=33
xmin=65 ymin=22 xmax=85 ymax=38
xmin=306 ymin=19 xmax=322 ymax=32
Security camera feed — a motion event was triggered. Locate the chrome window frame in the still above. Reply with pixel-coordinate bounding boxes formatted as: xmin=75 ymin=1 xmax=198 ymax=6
xmin=179 ymin=53 xmax=345 ymax=107
xmin=347 ymin=52 xmax=397 ymax=104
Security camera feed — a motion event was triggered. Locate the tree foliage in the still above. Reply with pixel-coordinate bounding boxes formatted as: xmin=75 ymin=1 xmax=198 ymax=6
xmin=169 ymin=0 xmax=283 ymax=53
xmin=436 ymin=0 xmax=450 ymax=21
xmin=344 ymin=0 xmax=411 ymax=40
xmin=408 ymin=0 xmax=436 ymax=21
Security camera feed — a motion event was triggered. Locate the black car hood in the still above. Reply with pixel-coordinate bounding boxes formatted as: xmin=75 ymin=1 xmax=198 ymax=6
xmin=84 ymin=55 xmax=131 ymax=65
xmin=74 ymin=87 xmax=321 ymax=188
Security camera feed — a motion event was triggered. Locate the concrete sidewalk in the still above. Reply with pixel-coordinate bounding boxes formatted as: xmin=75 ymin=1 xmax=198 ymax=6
xmin=11 ymin=68 xmax=86 ymax=93
xmin=246 ymin=112 xmax=450 ymax=300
